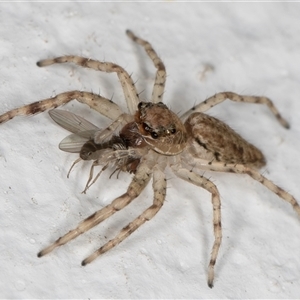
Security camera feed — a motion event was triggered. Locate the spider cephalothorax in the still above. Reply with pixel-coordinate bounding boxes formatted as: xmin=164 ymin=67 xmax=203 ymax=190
xmin=135 ymin=101 xmax=187 ymax=155
xmin=0 ymin=30 xmax=299 ymax=288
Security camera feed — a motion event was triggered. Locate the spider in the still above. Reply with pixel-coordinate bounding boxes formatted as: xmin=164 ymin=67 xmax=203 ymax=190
xmin=1 ymin=30 xmax=299 ymax=288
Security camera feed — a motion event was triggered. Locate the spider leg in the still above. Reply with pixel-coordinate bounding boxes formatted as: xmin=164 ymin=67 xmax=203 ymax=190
xmin=0 ymin=91 xmax=122 ymax=124
xmin=37 ymin=56 xmax=140 ymax=115
xmin=93 ymin=113 xmax=133 ymax=144
xmin=37 ymin=160 xmax=153 ymax=258
xmin=172 ymin=165 xmax=222 ymax=288
xmin=180 ymin=91 xmax=289 ymax=128
xmin=82 ymin=166 xmax=166 ymax=266
xmin=194 ymin=161 xmax=300 ymax=217
xmin=126 ymin=30 xmax=166 ymax=104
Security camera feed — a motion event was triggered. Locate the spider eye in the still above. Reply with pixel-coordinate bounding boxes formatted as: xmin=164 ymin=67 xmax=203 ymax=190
xmin=138 ymin=102 xmax=150 ymax=110
xmin=151 ymin=131 xmax=159 ymax=139
xmin=170 ymin=128 xmax=176 ymax=134
xmin=143 ymin=122 xmax=151 ymax=132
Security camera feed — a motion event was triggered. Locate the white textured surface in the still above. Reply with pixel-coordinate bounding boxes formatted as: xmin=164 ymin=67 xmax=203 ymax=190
xmin=1 ymin=2 xmax=300 ymax=299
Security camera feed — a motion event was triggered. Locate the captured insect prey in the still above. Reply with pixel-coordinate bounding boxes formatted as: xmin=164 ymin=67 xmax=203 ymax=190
xmin=0 ymin=29 xmax=299 ymax=288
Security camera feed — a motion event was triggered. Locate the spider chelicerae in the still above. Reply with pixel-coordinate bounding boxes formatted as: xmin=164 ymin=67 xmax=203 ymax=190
xmin=1 ymin=30 xmax=299 ymax=288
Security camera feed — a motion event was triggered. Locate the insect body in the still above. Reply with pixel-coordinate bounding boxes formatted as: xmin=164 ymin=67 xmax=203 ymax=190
xmin=0 ymin=30 xmax=299 ymax=288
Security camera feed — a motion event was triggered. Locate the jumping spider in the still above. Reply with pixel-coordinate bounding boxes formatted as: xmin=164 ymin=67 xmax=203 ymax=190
xmin=1 ymin=30 xmax=299 ymax=288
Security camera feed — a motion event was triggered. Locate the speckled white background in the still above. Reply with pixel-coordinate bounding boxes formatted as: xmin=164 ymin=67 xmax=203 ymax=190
xmin=0 ymin=2 xmax=300 ymax=299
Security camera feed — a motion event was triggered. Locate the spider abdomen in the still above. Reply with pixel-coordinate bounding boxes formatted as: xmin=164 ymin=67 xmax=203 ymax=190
xmin=185 ymin=112 xmax=266 ymax=168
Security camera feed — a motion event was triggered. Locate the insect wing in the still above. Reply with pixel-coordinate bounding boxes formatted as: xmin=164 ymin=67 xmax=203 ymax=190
xmin=59 ymin=131 xmax=99 ymax=153
xmin=49 ymin=109 xmax=100 ymax=133
xmin=49 ymin=109 xmax=102 ymax=153
xmin=59 ymin=127 xmax=102 ymax=153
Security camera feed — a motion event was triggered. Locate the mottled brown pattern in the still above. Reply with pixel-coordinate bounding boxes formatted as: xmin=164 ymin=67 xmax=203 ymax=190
xmin=185 ymin=112 xmax=266 ymax=168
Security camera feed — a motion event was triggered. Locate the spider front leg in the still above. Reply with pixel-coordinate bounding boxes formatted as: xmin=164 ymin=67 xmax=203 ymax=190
xmin=37 ymin=55 xmax=140 ymax=115
xmin=126 ymin=30 xmax=166 ymax=103
xmin=0 ymin=91 xmax=122 ymax=124
xmin=180 ymin=92 xmax=289 ymax=128
xmin=37 ymin=159 xmax=153 ymax=258
xmin=82 ymin=166 xmax=166 ymax=266
xmin=172 ymin=165 xmax=222 ymax=288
